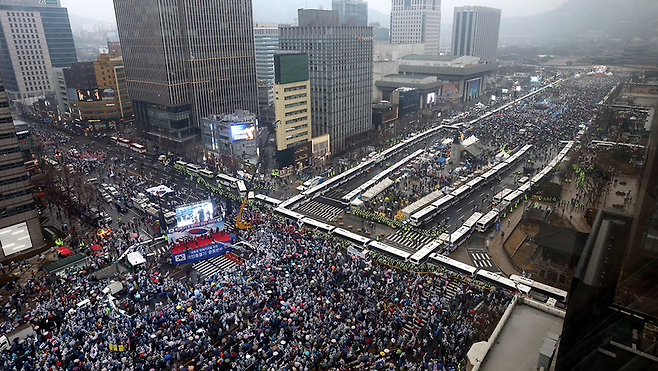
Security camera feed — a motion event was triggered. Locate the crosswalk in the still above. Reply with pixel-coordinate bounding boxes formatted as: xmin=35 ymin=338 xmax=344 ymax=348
xmin=385 ymin=229 xmax=436 ymax=253
xmin=468 ymin=248 xmax=497 ymax=271
xmin=192 ymin=254 xmax=238 ymax=279
xmin=148 ymin=243 xmax=170 ymax=257
xmin=323 ymin=188 xmax=347 ymax=202
xmin=293 ymin=201 xmax=343 ymax=221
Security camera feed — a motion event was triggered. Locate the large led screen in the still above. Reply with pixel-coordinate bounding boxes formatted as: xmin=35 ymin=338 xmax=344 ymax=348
xmin=175 ymin=201 xmax=214 ymax=228
xmin=0 ymin=222 xmax=32 ymax=256
xmin=230 ymin=124 xmax=256 ymax=142
xmin=426 ymin=92 xmax=437 ymax=105
xmin=467 ymin=79 xmax=481 ymax=98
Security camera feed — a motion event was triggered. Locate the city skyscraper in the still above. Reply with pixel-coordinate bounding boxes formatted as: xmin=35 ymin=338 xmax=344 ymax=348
xmin=390 ymin=0 xmax=441 ymax=55
xmin=0 ymin=0 xmax=76 ymax=104
xmin=279 ymin=9 xmax=373 ymax=154
xmin=0 ymin=76 xmax=43 ymax=260
xmin=332 ymin=0 xmax=368 ymax=26
xmin=254 ymin=23 xmax=278 ymax=110
xmin=254 ymin=23 xmax=279 ymax=82
xmin=452 ymin=6 xmax=502 ymax=62
xmin=113 ymin=0 xmax=258 ymax=148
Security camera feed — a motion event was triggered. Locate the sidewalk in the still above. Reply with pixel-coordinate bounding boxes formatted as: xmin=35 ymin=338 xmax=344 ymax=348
xmin=486 ymin=205 xmax=524 ymax=277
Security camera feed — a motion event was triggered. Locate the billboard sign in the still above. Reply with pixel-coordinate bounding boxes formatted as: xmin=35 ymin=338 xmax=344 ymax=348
xmin=101 ymin=88 xmax=116 ymax=101
xmin=442 ymin=81 xmax=460 ymax=95
xmin=426 ymin=92 xmax=437 ymax=105
xmin=175 ymin=201 xmax=214 ymax=228
xmin=230 ymin=124 xmax=255 ymax=142
xmin=467 ymin=78 xmax=481 ymax=98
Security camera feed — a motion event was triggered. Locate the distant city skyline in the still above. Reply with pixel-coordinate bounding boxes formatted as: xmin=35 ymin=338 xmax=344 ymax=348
xmin=61 ymin=0 xmax=569 ymax=26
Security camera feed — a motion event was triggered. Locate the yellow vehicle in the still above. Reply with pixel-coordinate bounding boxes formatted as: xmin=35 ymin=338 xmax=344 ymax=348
xmin=235 ymin=197 xmax=252 ymax=230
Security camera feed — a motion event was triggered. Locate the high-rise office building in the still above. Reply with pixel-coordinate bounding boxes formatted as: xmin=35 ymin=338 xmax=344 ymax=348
xmin=113 ymin=0 xmax=258 ymax=149
xmin=390 ymin=0 xmax=441 ymax=55
xmin=332 ymin=0 xmax=368 ymax=26
xmin=0 ymin=77 xmax=43 ymax=260
xmin=254 ymin=23 xmax=278 ymax=111
xmin=279 ymin=9 xmax=372 ymax=154
xmin=0 ymin=0 xmax=76 ymax=103
xmin=254 ymin=23 xmax=279 ymax=82
xmin=274 ymin=53 xmax=312 ymax=169
xmin=452 ymin=6 xmax=501 ymax=62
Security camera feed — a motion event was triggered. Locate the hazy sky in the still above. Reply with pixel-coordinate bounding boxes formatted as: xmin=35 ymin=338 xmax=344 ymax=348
xmin=60 ymin=0 xmax=570 ymax=25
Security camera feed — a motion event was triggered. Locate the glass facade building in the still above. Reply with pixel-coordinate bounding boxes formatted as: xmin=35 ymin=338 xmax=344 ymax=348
xmin=114 ymin=0 xmax=258 ymax=148
xmin=279 ymin=9 xmax=373 ymax=154
xmin=452 ymin=6 xmax=502 ymax=62
xmin=332 ymin=0 xmax=368 ymax=27
xmin=0 ymin=0 xmax=76 ymax=102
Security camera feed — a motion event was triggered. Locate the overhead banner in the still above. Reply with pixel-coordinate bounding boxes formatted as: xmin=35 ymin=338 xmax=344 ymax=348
xmin=172 ymin=242 xmax=232 ymax=265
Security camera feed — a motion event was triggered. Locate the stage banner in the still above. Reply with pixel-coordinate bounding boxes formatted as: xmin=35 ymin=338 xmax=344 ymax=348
xmin=172 ymin=242 xmax=232 ymax=265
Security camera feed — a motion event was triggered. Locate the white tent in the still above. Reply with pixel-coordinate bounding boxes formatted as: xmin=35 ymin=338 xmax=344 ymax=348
xmin=127 ymin=252 xmax=146 ymax=266
xmin=462 ymin=135 xmax=479 ymax=147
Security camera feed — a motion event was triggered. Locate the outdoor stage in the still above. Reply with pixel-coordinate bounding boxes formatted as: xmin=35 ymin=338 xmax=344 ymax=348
xmin=166 ymin=218 xmax=234 ymax=265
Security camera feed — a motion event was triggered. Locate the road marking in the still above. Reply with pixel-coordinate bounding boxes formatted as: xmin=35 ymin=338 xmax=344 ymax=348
xmin=469 ymin=199 xmax=475 ymax=204
xmin=456 ymin=208 xmax=462 ymax=213
xmin=141 ymin=229 xmax=153 ymax=239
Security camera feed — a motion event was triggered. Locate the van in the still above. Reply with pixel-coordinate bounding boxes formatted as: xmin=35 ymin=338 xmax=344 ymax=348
xmin=115 ymin=201 xmax=128 ymax=214
xmin=106 ymin=186 xmax=119 ymax=197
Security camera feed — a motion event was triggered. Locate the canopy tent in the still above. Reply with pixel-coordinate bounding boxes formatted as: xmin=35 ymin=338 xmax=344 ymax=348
xmin=462 ymin=135 xmax=479 ymax=147
xmin=126 ymin=252 xmax=146 ymax=266
xmin=361 ymin=177 xmax=395 ymax=202
xmin=436 ymin=157 xmax=447 ymax=163
xmin=56 ymin=246 xmax=72 ymax=256
xmin=401 ymin=189 xmax=443 ymax=217
xmin=89 ymin=244 xmax=102 ymax=251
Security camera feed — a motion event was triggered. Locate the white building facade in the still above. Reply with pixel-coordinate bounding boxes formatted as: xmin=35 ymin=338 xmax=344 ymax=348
xmin=390 ymin=0 xmax=441 ymax=55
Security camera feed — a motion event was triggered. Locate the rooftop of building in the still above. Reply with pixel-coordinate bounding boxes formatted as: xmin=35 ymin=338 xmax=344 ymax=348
xmin=375 ymin=74 xmax=443 ymax=91
xmin=203 ymin=109 xmax=257 ymax=123
xmin=454 ymin=5 xmax=502 ymax=13
xmin=372 ymin=101 xmax=394 ymax=110
xmin=478 ymin=302 xmax=564 ymax=371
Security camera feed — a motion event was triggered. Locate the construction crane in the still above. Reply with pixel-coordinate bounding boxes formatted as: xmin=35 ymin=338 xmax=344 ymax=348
xmin=235 ymin=196 xmax=252 ymax=230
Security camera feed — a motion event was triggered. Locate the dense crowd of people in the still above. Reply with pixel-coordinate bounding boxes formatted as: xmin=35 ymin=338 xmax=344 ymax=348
xmin=364 ymin=74 xmax=621 ymax=223
xmin=0 ymin=209 xmax=512 ymax=371
xmin=0 ymin=72 xmax=625 ymax=371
